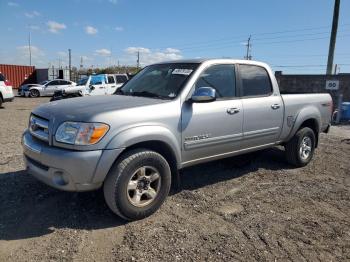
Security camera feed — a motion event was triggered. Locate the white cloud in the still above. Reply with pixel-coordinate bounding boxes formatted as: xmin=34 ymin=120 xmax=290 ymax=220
xmin=7 ymin=2 xmax=19 ymax=7
xmin=125 ymin=47 xmax=151 ymax=55
xmin=85 ymin=26 xmax=98 ymax=35
xmin=57 ymin=51 xmax=68 ymax=57
xmin=95 ymin=49 xmax=112 ymax=56
xmin=13 ymin=45 xmax=46 ymax=66
xmin=25 ymin=10 xmax=40 ymax=18
xmin=123 ymin=47 xmax=183 ymax=66
xmin=165 ymin=48 xmax=181 ymax=54
xmin=108 ymin=0 xmax=117 ymax=4
xmin=47 ymin=21 xmax=66 ymax=33
xmin=115 ymin=26 xmax=124 ymax=32
xmin=29 ymin=25 xmax=40 ymax=30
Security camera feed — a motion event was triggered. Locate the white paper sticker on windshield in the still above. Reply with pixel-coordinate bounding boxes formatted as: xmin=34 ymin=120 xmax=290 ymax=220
xmin=172 ymin=69 xmax=193 ymax=75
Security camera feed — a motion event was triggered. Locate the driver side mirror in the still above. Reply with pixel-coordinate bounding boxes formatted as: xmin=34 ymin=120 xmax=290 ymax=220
xmin=191 ymin=87 xmax=216 ymax=103
xmin=89 ymin=85 xmax=95 ymax=90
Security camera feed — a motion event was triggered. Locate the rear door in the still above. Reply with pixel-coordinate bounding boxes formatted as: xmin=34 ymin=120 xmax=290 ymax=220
xmin=238 ymin=64 xmax=283 ymax=149
xmin=181 ymin=64 xmax=243 ymax=164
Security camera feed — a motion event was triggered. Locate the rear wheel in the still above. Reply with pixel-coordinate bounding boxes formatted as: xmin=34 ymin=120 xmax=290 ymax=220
xmin=285 ymin=127 xmax=316 ymax=167
xmin=0 ymin=95 xmax=3 ymax=107
xmin=103 ymin=149 xmax=171 ymax=221
xmin=30 ymin=89 xmax=40 ymax=98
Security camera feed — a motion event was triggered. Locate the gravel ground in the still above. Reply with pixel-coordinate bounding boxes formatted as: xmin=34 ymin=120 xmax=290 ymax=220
xmin=0 ymin=97 xmax=350 ymax=262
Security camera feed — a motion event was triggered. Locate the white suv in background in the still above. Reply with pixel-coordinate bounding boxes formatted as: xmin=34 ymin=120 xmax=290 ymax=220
xmin=0 ymin=73 xmax=14 ymax=107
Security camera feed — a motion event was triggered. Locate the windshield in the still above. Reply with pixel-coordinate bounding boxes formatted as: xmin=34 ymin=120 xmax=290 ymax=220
xmin=77 ymin=77 xmax=89 ymax=86
xmin=120 ymin=63 xmax=199 ymax=99
xmin=40 ymin=80 xmax=49 ymax=85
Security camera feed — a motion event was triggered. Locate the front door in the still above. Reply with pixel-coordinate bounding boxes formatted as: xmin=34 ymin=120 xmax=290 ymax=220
xmin=88 ymin=75 xmax=106 ymax=96
xmin=181 ymin=64 xmax=243 ymax=165
xmin=238 ymin=64 xmax=283 ymax=149
xmin=44 ymin=80 xmax=60 ymax=96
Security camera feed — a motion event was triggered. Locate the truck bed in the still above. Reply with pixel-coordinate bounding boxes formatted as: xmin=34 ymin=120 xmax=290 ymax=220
xmin=279 ymin=93 xmax=332 ymax=142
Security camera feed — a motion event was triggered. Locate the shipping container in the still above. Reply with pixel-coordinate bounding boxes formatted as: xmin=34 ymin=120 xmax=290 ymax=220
xmin=0 ymin=64 xmax=36 ymax=89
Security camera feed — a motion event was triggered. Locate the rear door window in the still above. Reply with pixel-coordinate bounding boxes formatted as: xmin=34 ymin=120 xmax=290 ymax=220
xmin=239 ymin=64 xmax=272 ymax=97
xmin=108 ymin=76 xmax=115 ymax=84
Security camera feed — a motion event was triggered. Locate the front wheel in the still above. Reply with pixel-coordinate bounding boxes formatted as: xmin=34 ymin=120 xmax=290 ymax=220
xmin=103 ymin=149 xmax=171 ymax=221
xmin=30 ymin=89 xmax=40 ymax=98
xmin=285 ymin=127 xmax=316 ymax=167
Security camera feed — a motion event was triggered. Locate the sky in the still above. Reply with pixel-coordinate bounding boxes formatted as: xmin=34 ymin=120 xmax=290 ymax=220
xmin=0 ymin=0 xmax=349 ymax=74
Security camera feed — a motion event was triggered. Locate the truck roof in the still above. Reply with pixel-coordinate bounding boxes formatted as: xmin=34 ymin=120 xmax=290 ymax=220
xmin=155 ymin=58 xmax=269 ymax=68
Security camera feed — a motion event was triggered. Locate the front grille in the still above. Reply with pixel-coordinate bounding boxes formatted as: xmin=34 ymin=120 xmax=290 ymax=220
xmin=29 ymin=114 xmax=49 ymax=143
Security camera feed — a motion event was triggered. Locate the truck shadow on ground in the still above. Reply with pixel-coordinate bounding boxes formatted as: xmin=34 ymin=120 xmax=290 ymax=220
xmin=0 ymin=147 xmax=291 ymax=241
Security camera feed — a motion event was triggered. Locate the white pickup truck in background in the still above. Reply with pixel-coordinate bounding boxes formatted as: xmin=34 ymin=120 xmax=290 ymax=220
xmin=56 ymin=73 xmax=129 ymax=97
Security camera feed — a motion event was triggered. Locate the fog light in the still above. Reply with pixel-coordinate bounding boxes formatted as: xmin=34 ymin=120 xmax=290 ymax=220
xmin=53 ymin=171 xmax=69 ymax=186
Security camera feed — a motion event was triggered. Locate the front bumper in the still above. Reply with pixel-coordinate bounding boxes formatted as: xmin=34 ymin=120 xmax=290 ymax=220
xmin=3 ymin=97 xmax=14 ymax=102
xmin=22 ymin=131 xmax=124 ymax=192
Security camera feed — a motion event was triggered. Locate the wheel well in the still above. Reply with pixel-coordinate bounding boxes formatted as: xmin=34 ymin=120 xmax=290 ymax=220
xmin=299 ymin=118 xmax=319 ymax=147
xmin=123 ymin=140 xmax=178 ymax=180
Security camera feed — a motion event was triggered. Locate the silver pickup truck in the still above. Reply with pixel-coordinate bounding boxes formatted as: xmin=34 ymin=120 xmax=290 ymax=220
xmin=23 ymin=59 xmax=332 ymax=220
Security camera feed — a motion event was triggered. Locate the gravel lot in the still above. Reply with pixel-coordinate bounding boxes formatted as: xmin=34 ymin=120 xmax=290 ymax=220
xmin=0 ymin=97 xmax=350 ymax=261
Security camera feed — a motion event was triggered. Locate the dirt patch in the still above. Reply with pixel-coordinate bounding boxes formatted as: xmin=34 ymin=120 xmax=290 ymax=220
xmin=0 ymin=97 xmax=350 ymax=261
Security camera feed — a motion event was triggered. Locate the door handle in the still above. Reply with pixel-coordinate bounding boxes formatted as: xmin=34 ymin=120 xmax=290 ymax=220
xmin=99 ymin=86 xmax=104 ymax=89
xmin=227 ymin=108 xmax=240 ymax=115
xmin=271 ymin=104 xmax=280 ymax=110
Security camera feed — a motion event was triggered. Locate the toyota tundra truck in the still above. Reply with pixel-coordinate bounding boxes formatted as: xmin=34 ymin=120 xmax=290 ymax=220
xmin=22 ymin=59 xmax=332 ymax=220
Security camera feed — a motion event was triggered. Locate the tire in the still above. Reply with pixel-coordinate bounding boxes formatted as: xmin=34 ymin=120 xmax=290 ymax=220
xmin=103 ymin=149 xmax=172 ymax=221
xmin=0 ymin=96 xmax=3 ymax=107
xmin=30 ymin=89 xmax=40 ymax=98
xmin=285 ymin=127 xmax=316 ymax=167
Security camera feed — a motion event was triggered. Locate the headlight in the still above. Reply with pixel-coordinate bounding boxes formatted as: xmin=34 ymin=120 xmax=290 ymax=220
xmin=55 ymin=122 xmax=109 ymax=145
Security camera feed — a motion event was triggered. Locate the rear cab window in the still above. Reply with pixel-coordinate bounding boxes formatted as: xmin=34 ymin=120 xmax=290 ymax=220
xmin=116 ymin=75 xmax=128 ymax=83
xmin=238 ymin=64 xmax=272 ymax=97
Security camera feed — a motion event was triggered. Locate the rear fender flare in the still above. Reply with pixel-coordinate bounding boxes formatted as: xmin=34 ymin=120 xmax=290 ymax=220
xmin=286 ymin=106 xmax=321 ymax=141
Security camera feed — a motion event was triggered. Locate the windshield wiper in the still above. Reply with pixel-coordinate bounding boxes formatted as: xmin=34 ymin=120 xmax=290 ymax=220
xmin=127 ymin=91 xmax=169 ymax=99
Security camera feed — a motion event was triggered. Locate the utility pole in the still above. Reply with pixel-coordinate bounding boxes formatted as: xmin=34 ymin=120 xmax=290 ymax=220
xmin=68 ymin=49 xmax=72 ymax=80
xmin=244 ymin=35 xmax=252 ymax=60
xmin=28 ymin=31 xmax=32 ymax=66
xmin=326 ymin=0 xmax=340 ymax=75
xmin=80 ymin=56 xmax=83 ymax=69
xmin=137 ymin=50 xmax=140 ymax=69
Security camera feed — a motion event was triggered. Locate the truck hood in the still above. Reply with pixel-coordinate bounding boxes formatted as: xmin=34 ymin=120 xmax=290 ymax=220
xmin=33 ymin=95 xmax=167 ymax=122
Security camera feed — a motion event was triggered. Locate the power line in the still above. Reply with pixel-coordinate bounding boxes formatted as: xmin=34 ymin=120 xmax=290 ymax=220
xmin=177 ymin=33 xmax=350 ymax=53
xmin=151 ymin=23 xmax=350 ymax=50
xmin=272 ymin=63 xmax=350 ymax=68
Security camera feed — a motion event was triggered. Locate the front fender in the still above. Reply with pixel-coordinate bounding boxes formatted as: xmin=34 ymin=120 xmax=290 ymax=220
xmin=286 ymin=106 xmax=321 ymax=141
xmin=106 ymin=125 xmax=182 ymax=166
